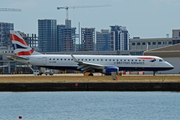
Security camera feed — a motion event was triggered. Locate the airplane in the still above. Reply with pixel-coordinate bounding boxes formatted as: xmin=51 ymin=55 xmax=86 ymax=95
xmin=7 ymin=30 xmax=174 ymax=76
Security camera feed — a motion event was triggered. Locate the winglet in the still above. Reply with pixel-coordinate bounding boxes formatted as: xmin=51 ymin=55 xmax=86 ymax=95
xmin=70 ymin=53 xmax=80 ymax=63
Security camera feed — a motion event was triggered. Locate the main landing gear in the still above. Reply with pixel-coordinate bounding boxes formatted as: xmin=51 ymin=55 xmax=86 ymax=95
xmin=89 ymin=73 xmax=94 ymax=76
xmin=153 ymin=71 xmax=156 ymax=76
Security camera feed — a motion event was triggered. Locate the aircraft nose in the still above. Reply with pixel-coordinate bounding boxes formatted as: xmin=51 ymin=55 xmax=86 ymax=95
xmin=167 ymin=63 xmax=174 ymax=70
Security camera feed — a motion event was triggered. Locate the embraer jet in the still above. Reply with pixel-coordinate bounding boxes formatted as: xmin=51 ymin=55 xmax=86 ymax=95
xmin=7 ymin=30 xmax=174 ymax=75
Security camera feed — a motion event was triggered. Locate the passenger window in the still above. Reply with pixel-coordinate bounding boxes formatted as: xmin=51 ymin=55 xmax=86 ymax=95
xmin=139 ymin=60 xmax=141 ymax=61
xmin=124 ymin=60 xmax=126 ymax=61
xmin=61 ymin=59 xmax=62 ymax=60
xmin=57 ymin=59 xmax=59 ymax=60
xmin=135 ymin=60 xmax=137 ymax=61
xmin=49 ymin=59 xmax=51 ymax=60
xmin=131 ymin=60 xmax=133 ymax=61
xmin=117 ymin=59 xmax=118 ymax=61
xmin=64 ymin=59 xmax=66 ymax=61
xmin=128 ymin=60 xmax=130 ymax=61
xmin=105 ymin=59 xmax=107 ymax=61
xmin=101 ymin=59 xmax=103 ymax=61
xmin=82 ymin=59 xmax=83 ymax=61
xmin=53 ymin=58 xmax=55 ymax=60
xmin=109 ymin=59 xmax=111 ymax=61
xmin=97 ymin=59 xmax=99 ymax=61
xmin=68 ymin=59 xmax=70 ymax=61
xmin=89 ymin=59 xmax=91 ymax=61
xmin=93 ymin=59 xmax=95 ymax=61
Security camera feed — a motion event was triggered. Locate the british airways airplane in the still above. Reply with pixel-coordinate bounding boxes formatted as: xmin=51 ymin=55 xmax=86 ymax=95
xmin=7 ymin=30 xmax=174 ymax=75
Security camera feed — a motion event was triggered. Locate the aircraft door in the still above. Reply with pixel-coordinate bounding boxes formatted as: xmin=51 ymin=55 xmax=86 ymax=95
xmin=42 ymin=57 xmax=47 ymax=65
xmin=150 ymin=60 xmax=155 ymax=66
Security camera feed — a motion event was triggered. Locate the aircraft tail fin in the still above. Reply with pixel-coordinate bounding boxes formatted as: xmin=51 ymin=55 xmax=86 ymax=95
xmin=10 ymin=30 xmax=42 ymax=56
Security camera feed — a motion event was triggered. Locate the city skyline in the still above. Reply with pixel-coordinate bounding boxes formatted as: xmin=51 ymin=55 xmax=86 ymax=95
xmin=1 ymin=0 xmax=180 ymax=38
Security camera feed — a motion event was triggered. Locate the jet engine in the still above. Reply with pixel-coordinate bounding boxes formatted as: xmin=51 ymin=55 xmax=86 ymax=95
xmin=103 ymin=67 xmax=119 ymax=75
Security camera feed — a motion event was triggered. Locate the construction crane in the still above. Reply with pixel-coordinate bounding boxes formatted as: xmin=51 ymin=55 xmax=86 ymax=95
xmin=57 ymin=5 xmax=111 ymax=20
xmin=0 ymin=8 xmax=21 ymax=12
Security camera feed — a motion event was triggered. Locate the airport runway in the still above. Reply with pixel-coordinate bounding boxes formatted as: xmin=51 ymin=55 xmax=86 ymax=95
xmin=0 ymin=73 xmax=180 ymax=77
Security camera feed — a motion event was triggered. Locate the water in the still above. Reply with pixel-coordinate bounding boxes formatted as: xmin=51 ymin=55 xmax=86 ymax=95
xmin=0 ymin=92 xmax=180 ymax=120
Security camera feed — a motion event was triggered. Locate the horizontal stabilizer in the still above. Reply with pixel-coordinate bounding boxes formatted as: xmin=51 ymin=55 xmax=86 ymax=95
xmin=7 ymin=55 xmax=29 ymax=60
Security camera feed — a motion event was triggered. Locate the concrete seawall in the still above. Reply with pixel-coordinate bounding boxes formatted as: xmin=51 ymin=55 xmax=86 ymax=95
xmin=0 ymin=82 xmax=180 ymax=91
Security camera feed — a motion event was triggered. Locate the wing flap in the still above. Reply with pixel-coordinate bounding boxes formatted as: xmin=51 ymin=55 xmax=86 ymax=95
xmin=71 ymin=54 xmax=104 ymax=72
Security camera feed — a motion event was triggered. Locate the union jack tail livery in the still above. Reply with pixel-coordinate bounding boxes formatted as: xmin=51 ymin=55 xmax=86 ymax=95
xmin=10 ymin=30 xmax=41 ymax=56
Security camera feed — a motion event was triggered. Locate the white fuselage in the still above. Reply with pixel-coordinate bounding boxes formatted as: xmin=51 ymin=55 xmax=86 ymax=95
xmin=16 ymin=54 xmax=174 ymax=72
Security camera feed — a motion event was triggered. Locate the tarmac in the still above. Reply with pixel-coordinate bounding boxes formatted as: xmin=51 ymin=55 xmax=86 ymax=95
xmin=0 ymin=73 xmax=180 ymax=92
xmin=0 ymin=73 xmax=179 ymax=77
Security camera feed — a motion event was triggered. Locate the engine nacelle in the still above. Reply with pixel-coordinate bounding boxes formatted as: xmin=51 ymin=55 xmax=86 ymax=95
xmin=103 ymin=67 xmax=119 ymax=75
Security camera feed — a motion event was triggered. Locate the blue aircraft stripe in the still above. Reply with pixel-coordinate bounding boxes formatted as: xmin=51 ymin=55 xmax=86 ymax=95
xmin=13 ymin=44 xmax=27 ymax=50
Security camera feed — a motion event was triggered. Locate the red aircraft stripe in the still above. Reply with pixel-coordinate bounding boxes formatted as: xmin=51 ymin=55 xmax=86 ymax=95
xmin=10 ymin=34 xmax=29 ymax=46
xmin=137 ymin=57 xmax=155 ymax=59
xmin=15 ymin=49 xmax=34 ymax=56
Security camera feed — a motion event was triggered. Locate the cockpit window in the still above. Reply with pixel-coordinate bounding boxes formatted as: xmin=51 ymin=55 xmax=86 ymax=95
xmin=159 ymin=59 xmax=163 ymax=62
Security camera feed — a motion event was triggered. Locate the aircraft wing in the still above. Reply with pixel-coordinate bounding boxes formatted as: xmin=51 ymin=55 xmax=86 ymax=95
xmin=71 ymin=54 xmax=104 ymax=72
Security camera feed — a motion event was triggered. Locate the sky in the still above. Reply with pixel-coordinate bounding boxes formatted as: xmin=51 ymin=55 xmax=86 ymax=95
xmin=1 ymin=0 xmax=180 ymax=38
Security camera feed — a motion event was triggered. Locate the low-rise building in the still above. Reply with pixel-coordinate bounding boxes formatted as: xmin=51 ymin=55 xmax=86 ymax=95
xmin=130 ymin=29 xmax=180 ymax=51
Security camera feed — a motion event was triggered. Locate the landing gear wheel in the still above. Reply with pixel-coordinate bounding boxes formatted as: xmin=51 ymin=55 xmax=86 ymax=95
xmin=89 ymin=73 xmax=94 ymax=76
xmin=153 ymin=71 xmax=156 ymax=76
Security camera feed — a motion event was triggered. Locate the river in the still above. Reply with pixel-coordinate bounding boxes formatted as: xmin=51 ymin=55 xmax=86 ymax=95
xmin=0 ymin=92 xmax=180 ymax=120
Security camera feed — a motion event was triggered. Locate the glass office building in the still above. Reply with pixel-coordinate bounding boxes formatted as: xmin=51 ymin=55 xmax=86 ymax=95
xmin=57 ymin=25 xmax=76 ymax=52
xmin=38 ymin=19 xmax=57 ymax=52
xmin=0 ymin=22 xmax=14 ymax=48
xmin=81 ymin=28 xmax=95 ymax=51
xmin=110 ymin=25 xmax=130 ymax=51
xmin=96 ymin=29 xmax=114 ymax=51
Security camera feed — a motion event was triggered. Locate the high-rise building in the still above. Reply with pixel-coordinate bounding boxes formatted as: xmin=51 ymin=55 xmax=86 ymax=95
xmin=57 ymin=25 xmax=76 ymax=52
xmin=81 ymin=28 xmax=95 ymax=51
xmin=0 ymin=22 xmax=14 ymax=49
xmin=96 ymin=29 xmax=114 ymax=51
xmin=38 ymin=19 xmax=57 ymax=52
xmin=110 ymin=25 xmax=130 ymax=51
